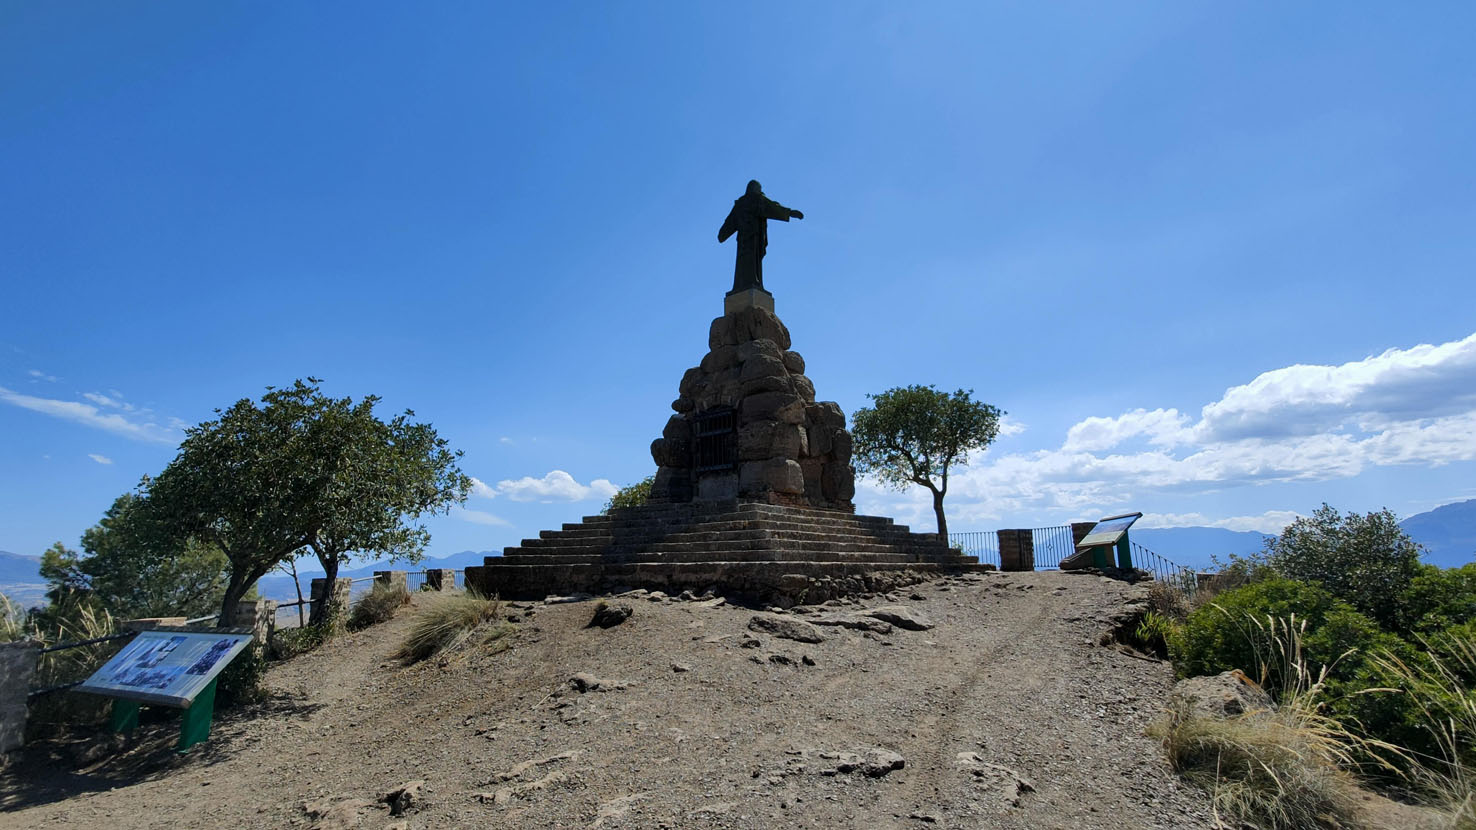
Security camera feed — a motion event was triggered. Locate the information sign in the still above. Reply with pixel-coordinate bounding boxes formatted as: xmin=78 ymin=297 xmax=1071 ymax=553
xmin=1076 ymin=512 xmax=1143 ymax=550
xmin=77 ymin=630 xmax=253 ymax=708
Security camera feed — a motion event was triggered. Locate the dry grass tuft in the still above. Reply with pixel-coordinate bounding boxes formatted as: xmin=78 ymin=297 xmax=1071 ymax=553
xmin=1153 ymin=693 xmax=1366 ymax=829
xmin=348 ymin=582 xmax=411 ymax=631
xmin=396 ymin=591 xmax=508 ymax=664
xmin=1153 ymin=614 xmax=1399 ymax=829
xmin=1367 ymin=635 xmax=1476 ymax=826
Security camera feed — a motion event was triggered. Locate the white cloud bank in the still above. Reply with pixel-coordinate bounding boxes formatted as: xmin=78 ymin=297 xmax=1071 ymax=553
xmin=0 ymin=386 xmax=178 ymax=444
xmin=470 ymin=470 xmax=620 ymax=504
xmin=87 ymin=453 xmax=113 ymax=465
xmin=862 ymin=331 xmax=1476 ymax=532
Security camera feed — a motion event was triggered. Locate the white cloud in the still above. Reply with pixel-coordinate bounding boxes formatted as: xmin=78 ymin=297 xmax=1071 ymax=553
xmin=469 ymin=477 xmax=499 ymax=499
xmin=87 ymin=453 xmax=113 ymax=465
xmin=860 ymin=330 xmax=1476 ymax=531
xmin=28 ymin=369 xmax=58 ymax=382
xmin=1062 ymin=408 xmax=1192 ymax=452
xmin=996 ymin=416 xmax=1027 ymax=438
xmin=499 ymin=436 xmax=514 ymax=444
xmin=458 ymin=508 xmax=512 ymax=527
xmin=494 ymin=470 xmax=619 ymax=503
xmin=1137 ymin=510 xmax=1303 ymax=534
xmin=0 ymin=386 xmax=178 ymax=444
xmin=82 ymin=392 xmax=137 ymax=412
xmin=1196 ymin=332 xmax=1476 ymax=442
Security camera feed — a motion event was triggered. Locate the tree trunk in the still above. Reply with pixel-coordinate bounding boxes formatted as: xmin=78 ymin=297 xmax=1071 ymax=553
xmin=217 ymin=572 xmax=250 ymax=629
xmin=308 ymin=555 xmax=341 ymax=627
xmin=931 ymin=488 xmax=949 ymax=540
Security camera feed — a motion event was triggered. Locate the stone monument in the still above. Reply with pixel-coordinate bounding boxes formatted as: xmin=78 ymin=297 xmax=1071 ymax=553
xmin=465 ymin=183 xmax=978 ymax=602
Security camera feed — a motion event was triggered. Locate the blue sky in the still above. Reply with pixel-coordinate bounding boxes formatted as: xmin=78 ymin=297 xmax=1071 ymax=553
xmin=3 ymin=2 xmax=1475 ymax=567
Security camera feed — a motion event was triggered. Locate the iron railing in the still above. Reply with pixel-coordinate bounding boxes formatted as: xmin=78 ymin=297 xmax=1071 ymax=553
xmin=1029 ymin=525 xmax=1075 ymax=570
xmin=949 ymin=530 xmax=999 ymax=567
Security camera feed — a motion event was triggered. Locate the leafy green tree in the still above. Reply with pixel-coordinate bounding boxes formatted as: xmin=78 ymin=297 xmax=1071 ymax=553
xmin=73 ymin=493 xmax=230 ymax=619
xmin=1400 ymin=563 xmax=1476 ymax=636
xmin=850 ymin=385 xmax=1003 ymax=538
xmin=137 ymin=379 xmax=472 ymax=627
xmin=1263 ymin=504 xmax=1423 ymax=632
xmin=295 ymin=388 xmax=472 ymax=625
xmin=38 ymin=542 xmax=88 ymax=607
xmin=603 ymin=476 xmax=653 ymax=513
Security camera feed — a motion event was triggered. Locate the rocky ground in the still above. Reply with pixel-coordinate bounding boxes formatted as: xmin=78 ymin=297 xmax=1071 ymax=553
xmin=1 ymin=570 xmax=1222 ymax=829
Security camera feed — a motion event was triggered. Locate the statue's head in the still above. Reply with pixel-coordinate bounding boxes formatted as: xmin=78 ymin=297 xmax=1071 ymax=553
xmin=746 ymin=180 xmax=762 ymax=196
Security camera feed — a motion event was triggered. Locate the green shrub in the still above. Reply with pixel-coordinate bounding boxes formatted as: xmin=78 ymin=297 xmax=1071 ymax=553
xmin=396 ymin=591 xmax=506 ymax=663
xmin=270 ymin=621 xmax=334 ymax=659
xmin=347 ymin=582 xmax=410 ymax=631
xmin=1263 ymin=504 xmax=1422 ymax=632
xmin=1172 ymin=578 xmax=1341 ymax=686
xmin=603 ymin=476 xmax=654 ymax=513
xmin=1401 ymin=564 xmax=1476 ymax=637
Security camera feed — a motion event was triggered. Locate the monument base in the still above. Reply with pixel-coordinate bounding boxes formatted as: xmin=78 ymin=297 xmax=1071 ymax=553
xmin=724 ymin=287 xmax=774 ymax=314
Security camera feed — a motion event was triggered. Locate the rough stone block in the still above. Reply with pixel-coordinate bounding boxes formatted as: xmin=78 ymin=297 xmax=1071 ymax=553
xmin=807 ymin=424 xmax=833 ymax=457
xmin=671 ymin=397 xmax=695 ymax=413
xmin=736 ymin=338 xmax=783 ymax=364
xmin=650 ymin=466 xmax=692 ymax=502
xmin=772 ymin=424 xmax=807 ymax=459
xmin=742 ymin=391 xmax=805 ymax=424
xmin=739 ymin=354 xmax=787 ymax=382
xmin=730 ymin=307 xmax=791 ymax=349
xmin=662 ymin=414 xmax=689 ymax=442
xmin=831 ymin=430 xmax=854 ymax=464
xmin=709 ymin=315 xmax=737 ymax=350
xmin=679 ymin=367 xmax=705 ymax=396
xmin=782 ymin=350 xmax=806 ymax=374
xmin=791 ymin=374 xmax=816 ymax=403
xmin=696 ymin=473 xmax=740 ymax=501
xmin=807 ymin=401 xmax=846 ymax=428
xmin=738 ymin=421 xmax=779 ymax=461
xmin=739 ymin=375 xmax=792 ymax=398
xmin=700 ymin=345 xmax=738 ymax=374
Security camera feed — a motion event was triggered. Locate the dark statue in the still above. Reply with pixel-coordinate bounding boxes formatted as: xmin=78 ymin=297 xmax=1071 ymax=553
xmin=718 ymin=180 xmax=803 ymax=294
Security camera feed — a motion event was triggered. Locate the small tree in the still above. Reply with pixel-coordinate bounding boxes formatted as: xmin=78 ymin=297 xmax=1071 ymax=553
xmin=296 ymin=389 xmax=472 ymax=625
xmin=137 ymin=379 xmax=471 ymax=627
xmin=850 ymin=385 xmax=1003 ymax=538
xmin=1263 ymin=504 xmax=1422 ymax=632
xmin=603 ymin=476 xmax=654 ymax=513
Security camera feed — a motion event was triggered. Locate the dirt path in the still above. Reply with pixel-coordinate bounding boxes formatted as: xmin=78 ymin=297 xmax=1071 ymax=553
xmin=2 ymin=571 xmax=1216 ymax=829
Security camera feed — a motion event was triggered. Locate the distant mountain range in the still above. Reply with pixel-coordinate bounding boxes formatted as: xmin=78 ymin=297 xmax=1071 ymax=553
xmin=1129 ymin=528 xmax=1271 ymax=570
xmin=1401 ymin=498 xmax=1476 ymax=568
xmin=3 ymin=499 xmax=1473 ymax=610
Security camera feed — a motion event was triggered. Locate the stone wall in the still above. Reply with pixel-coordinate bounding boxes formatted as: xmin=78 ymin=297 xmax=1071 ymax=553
xmin=649 ymin=305 xmax=856 ymax=510
xmin=310 ymin=577 xmax=354 ymax=627
xmin=998 ymin=529 xmax=1036 ymax=572
xmin=0 ymin=642 xmax=40 ymax=758
xmin=425 ymin=569 xmax=457 ymax=591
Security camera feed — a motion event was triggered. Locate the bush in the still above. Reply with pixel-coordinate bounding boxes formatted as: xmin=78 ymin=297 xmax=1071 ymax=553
xmin=1401 ymin=564 xmax=1476 ymax=637
xmin=396 ymin=591 xmax=506 ymax=663
xmin=603 ymin=476 xmax=653 ymax=513
xmin=1264 ymin=504 xmax=1422 ymax=633
xmin=1173 ymin=578 xmax=1341 ymax=686
xmin=347 ymin=582 xmax=410 ymax=631
xmin=270 ymin=621 xmax=335 ymax=659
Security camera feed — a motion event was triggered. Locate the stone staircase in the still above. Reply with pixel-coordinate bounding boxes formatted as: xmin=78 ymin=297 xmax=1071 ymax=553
xmin=464 ymin=500 xmax=981 ymax=601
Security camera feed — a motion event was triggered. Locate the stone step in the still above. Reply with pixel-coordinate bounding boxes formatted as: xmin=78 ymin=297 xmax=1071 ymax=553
xmin=540 ymin=516 xmax=926 ymax=541
xmin=523 ymin=525 xmax=947 ymax=549
xmin=511 ymin=534 xmax=952 ymax=557
xmin=497 ymin=550 xmax=929 ymax=565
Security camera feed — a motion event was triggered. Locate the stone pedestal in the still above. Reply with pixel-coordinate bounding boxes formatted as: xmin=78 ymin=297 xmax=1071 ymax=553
xmin=0 ymin=642 xmax=39 ymax=758
xmin=650 ymin=303 xmax=856 ymax=510
xmin=424 ymin=569 xmax=457 ymax=591
xmin=310 ymin=577 xmax=353 ymax=627
xmin=724 ymin=287 xmax=775 ymax=314
xmin=998 ymin=529 xmax=1036 ymax=572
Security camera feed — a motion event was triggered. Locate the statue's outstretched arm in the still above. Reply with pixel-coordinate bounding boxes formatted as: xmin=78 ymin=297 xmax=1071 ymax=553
xmin=718 ymin=209 xmax=738 ymax=242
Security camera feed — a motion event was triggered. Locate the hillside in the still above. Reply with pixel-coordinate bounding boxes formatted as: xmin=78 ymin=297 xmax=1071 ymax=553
xmin=0 ymin=571 xmax=1219 ymax=829
xmin=0 ymin=551 xmax=40 ymax=585
xmin=1402 ymin=499 xmax=1476 ymax=567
